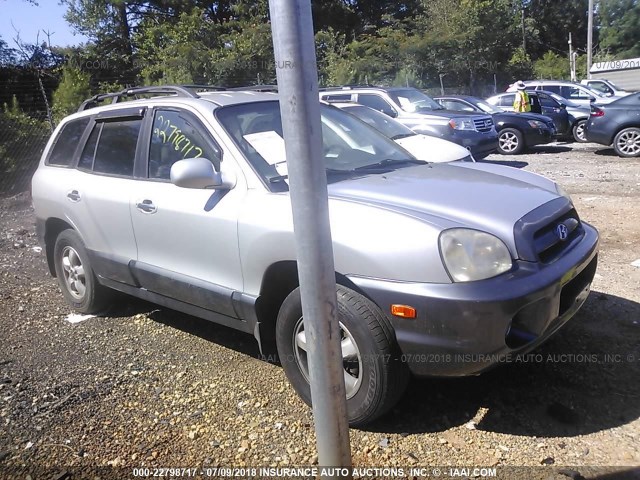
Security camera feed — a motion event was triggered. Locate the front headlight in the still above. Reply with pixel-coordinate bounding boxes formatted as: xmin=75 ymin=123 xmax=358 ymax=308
xmin=449 ymin=118 xmax=475 ymax=130
xmin=527 ymin=120 xmax=546 ymax=129
xmin=439 ymin=229 xmax=512 ymax=282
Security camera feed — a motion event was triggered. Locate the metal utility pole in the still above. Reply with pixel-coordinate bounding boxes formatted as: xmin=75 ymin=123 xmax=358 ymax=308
xmin=521 ymin=1 xmax=527 ymax=53
xmin=587 ymin=0 xmax=594 ymax=78
xmin=268 ymin=0 xmax=352 ymax=477
xmin=569 ymin=33 xmax=577 ymax=82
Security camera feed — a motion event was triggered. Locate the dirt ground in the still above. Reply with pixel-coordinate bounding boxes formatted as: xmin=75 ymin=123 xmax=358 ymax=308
xmin=1 ymin=141 xmax=639 ymax=480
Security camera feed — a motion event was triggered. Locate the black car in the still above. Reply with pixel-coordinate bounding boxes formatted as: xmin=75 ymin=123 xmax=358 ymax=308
xmin=528 ymin=90 xmax=591 ymax=142
xmin=435 ymin=95 xmax=555 ymax=155
xmin=586 ymin=92 xmax=640 ymax=157
xmin=485 ymin=91 xmax=572 ymax=140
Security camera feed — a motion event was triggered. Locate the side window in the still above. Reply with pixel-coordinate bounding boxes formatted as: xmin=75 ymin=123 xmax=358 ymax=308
xmin=78 ymin=123 xmax=101 ymax=170
xmin=46 ymin=117 xmax=90 ymax=166
xmin=544 ymin=85 xmax=561 ymax=94
xmin=499 ymin=94 xmax=516 ymax=107
xmin=357 ymin=94 xmax=397 ymax=116
xmin=537 ymin=94 xmax=557 ymax=108
xmin=589 ymin=82 xmax=612 ymax=95
xmin=93 ymin=119 xmax=141 ymax=177
xmin=322 ymin=94 xmax=352 ymax=102
xmin=149 ymin=110 xmax=221 ymax=180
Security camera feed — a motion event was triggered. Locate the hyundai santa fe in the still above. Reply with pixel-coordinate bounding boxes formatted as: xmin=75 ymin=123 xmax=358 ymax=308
xmin=32 ymin=85 xmax=599 ymax=426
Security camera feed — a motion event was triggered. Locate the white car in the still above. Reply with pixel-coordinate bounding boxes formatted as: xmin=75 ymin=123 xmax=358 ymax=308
xmin=328 ymin=101 xmax=474 ymax=162
xmin=581 ymin=79 xmax=634 ymax=97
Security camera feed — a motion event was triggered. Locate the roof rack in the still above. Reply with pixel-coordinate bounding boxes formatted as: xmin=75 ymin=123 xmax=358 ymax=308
xmin=319 ymin=84 xmax=380 ymax=91
xmin=77 ymin=84 xmax=234 ymax=112
xmin=78 ymin=86 xmax=201 ymax=112
xmin=228 ymin=85 xmax=279 ymax=92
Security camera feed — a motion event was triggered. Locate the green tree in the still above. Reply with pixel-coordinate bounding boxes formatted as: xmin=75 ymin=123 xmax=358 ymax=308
xmin=533 ymin=51 xmax=569 ymax=79
xmin=52 ymin=64 xmax=91 ymax=122
xmin=599 ymin=0 xmax=640 ymax=57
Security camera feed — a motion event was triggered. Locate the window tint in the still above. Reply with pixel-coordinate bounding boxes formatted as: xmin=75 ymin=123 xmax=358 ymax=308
xmin=543 ymin=85 xmax=561 ymax=94
xmin=149 ymin=110 xmax=221 ymax=180
xmin=537 ymin=94 xmax=558 ymax=108
xmin=499 ymin=94 xmax=515 ymax=107
xmin=47 ymin=117 xmax=90 ymax=166
xmin=93 ymin=119 xmax=141 ymax=177
xmin=357 ymin=94 xmax=396 ymax=116
xmin=322 ymin=94 xmax=352 ymax=101
xmin=78 ymin=123 xmax=101 ymax=170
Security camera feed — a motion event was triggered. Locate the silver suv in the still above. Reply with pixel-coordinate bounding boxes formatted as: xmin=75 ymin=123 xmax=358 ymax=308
xmin=32 ymin=85 xmax=599 ymax=426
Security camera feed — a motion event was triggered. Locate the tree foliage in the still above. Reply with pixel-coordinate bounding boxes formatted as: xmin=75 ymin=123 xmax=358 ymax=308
xmin=599 ymin=0 xmax=640 ymax=58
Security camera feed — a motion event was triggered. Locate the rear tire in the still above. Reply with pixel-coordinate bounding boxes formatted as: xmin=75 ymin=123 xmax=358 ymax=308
xmin=572 ymin=119 xmax=588 ymax=143
xmin=497 ymin=128 xmax=525 ymax=155
xmin=613 ymin=127 xmax=640 ymax=158
xmin=275 ymin=285 xmax=409 ymax=427
xmin=53 ymin=230 xmax=110 ymax=314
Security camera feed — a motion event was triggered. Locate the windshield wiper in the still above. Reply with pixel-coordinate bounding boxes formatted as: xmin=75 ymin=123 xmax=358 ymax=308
xmin=353 ymin=158 xmax=426 ymax=171
xmin=391 ymin=133 xmax=416 ymax=140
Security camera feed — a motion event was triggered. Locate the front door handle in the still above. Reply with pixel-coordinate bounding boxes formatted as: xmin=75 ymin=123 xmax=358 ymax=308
xmin=67 ymin=190 xmax=81 ymax=202
xmin=136 ymin=199 xmax=157 ymax=214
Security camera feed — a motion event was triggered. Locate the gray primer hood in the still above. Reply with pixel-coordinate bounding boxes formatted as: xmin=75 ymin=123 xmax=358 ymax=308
xmin=327 ymin=162 xmax=562 ymax=257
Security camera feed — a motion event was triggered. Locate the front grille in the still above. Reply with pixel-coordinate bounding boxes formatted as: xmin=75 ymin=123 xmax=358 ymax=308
xmin=513 ymin=197 xmax=585 ymax=263
xmin=473 ymin=117 xmax=494 ymax=132
xmin=533 ymin=209 xmax=584 ymax=263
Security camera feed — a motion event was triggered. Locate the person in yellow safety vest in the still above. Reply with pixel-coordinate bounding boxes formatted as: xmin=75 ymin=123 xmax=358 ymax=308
xmin=513 ymin=80 xmax=531 ymax=112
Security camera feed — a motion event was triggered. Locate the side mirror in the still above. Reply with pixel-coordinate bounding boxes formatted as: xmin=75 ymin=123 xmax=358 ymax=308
xmin=170 ymin=158 xmax=236 ymax=190
xmin=385 ymin=109 xmax=398 ymax=118
xmin=589 ymin=97 xmax=596 ymax=102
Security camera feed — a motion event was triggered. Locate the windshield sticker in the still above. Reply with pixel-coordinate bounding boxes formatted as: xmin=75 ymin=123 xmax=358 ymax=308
xmin=243 ymin=131 xmax=287 ymax=165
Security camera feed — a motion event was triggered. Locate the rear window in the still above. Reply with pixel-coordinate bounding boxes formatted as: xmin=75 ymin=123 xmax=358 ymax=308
xmin=78 ymin=119 xmax=141 ymax=177
xmin=46 ymin=117 xmax=90 ymax=166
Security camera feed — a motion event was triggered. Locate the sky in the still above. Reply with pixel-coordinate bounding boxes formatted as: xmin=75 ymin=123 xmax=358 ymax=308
xmin=0 ymin=0 xmax=88 ymax=48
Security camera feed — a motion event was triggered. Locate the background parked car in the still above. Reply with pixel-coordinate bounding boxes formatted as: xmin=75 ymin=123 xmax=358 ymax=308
xmin=506 ymin=80 xmax=618 ymax=107
xmin=327 ymin=101 xmax=474 ymax=162
xmin=581 ymin=78 xmax=635 ymax=97
xmin=434 ymin=95 xmax=554 ymax=154
xmin=486 ymin=91 xmax=590 ymax=142
xmin=319 ymin=86 xmax=498 ymax=159
xmin=585 ymin=92 xmax=640 ymax=157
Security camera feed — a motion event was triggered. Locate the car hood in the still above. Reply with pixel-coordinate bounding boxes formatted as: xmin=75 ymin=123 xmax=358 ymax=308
xmin=394 ymin=134 xmax=470 ymax=162
xmin=327 ymin=162 xmax=562 ymax=256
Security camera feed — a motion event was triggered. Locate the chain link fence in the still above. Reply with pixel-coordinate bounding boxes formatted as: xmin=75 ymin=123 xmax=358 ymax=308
xmin=0 ymin=80 xmax=53 ymax=198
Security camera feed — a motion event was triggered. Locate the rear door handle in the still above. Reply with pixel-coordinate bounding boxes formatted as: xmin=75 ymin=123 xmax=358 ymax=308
xmin=67 ymin=190 xmax=81 ymax=202
xmin=136 ymin=199 xmax=157 ymax=214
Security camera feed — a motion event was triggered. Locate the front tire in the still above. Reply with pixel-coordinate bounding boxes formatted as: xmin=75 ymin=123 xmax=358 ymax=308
xmin=53 ymin=230 xmax=110 ymax=313
xmin=497 ymin=128 xmax=524 ymax=155
xmin=613 ymin=127 xmax=640 ymax=158
xmin=572 ymin=119 xmax=588 ymax=143
xmin=275 ymin=285 xmax=409 ymax=427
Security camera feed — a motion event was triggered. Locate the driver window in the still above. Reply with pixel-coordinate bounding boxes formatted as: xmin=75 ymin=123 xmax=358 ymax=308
xmin=149 ymin=110 xmax=221 ymax=180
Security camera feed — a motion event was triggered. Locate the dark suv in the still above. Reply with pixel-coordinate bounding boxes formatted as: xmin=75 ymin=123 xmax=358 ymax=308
xmin=319 ymin=86 xmax=498 ymax=159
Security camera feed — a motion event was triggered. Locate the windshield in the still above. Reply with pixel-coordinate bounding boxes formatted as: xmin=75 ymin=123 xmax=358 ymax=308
xmin=216 ymin=101 xmax=417 ymax=187
xmin=387 ymin=88 xmax=444 ymax=112
xmin=342 ymin=105 xmax=415 ymax=140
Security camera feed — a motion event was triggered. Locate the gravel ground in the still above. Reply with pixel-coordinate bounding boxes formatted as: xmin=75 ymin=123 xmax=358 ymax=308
xmin=1 ymin=141 xmax=639 ymax=480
